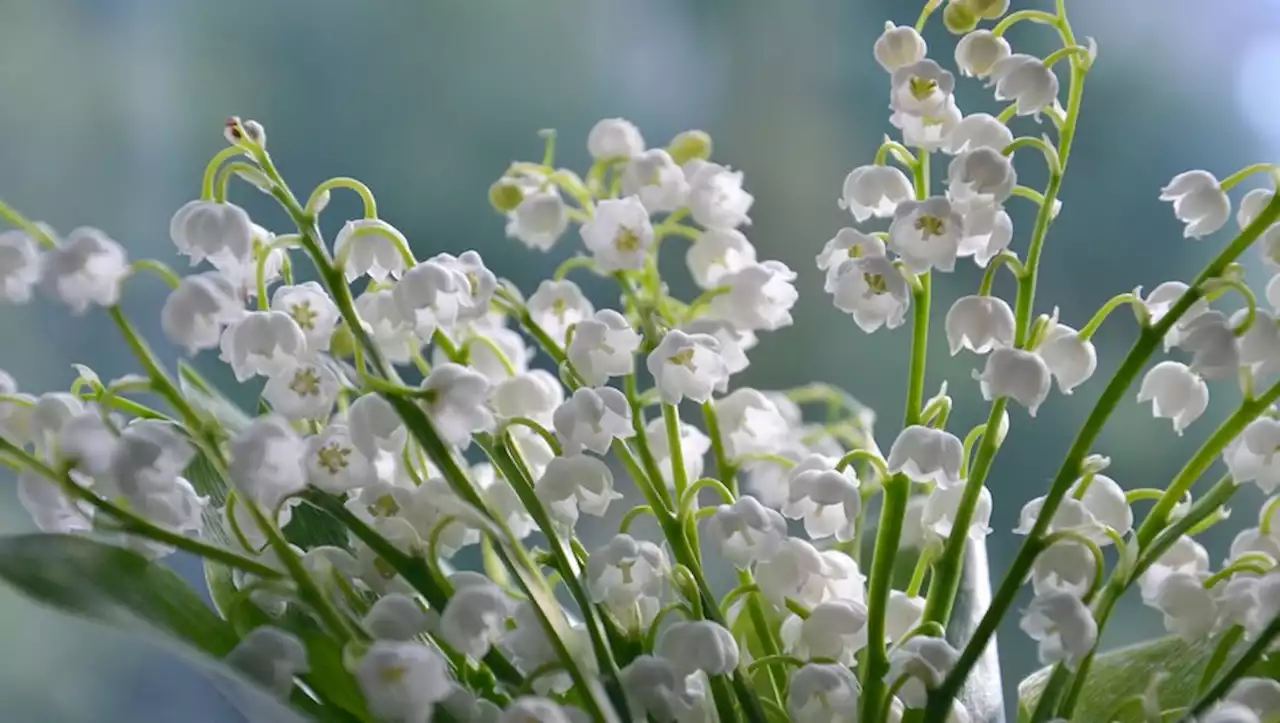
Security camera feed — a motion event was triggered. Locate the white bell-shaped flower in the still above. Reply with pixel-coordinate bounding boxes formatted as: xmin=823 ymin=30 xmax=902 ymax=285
xmin=468 ymin=463 xmax=536 ymax=541
xmin=644 ymin=416 xmax=711 ymax=484
xmin=988 ymin=54 xmax=1059 ymax=118
xmin=1235 ymin=308 xmax=1280 ymax=380
xmin=788 ymin=664 xmax=861 ymax=723
xmin=347 ymin=393 xmax=407 ymax=463
xmin=536 ymin=454 xmax=621 ymax=530
xmin=686 ymin=228 xmax=757 ymax=289
xmin=30 ymin=391 xmax=85 ymax=452
xmin=620 ymin=655 xmax=700 ymax=723
xmin=362 ymin=594 xmax=429 ymax=641
xmin=1139 ymin=281 xmax=1209 ymax=350
xmin=820 ymin=549 xmax=867 ymax=603
xmin=783 ymin=459 xmax=861 ymax=542
xmin=703 ymin=495 xmax=788 ymax=569
xmin=892 ymin=97 xmax=963 ymax=153
xmin=886 ymin=635 xmax=959 ymax=708
xmin=446 ymin=322 xmax=531 ymax=383
xmin=874 ymin=23 xmax=926 ymax=72
xmin=887 ymin=591 xmax=927 ymax=643
xmin=270 ymin=282 xmax=339 ymax=354
xmin=1229 ymin=527 xmax=1280 ymax=565
xmin=974 ymin=347 xmax=1052 ymax=416
xmin=1137 ymin=361 xmax=1209 ymax=435
xmin=712 ymin=388 xmax=789 ymax=461
xmin=686 ymin=160 xmax=754 ymax=229
xmin=588 ymin=118 xmax=645 ymax=160
xmin=1019 ymin=589 xmax=1097 ymax=670
xmin=1032 ymin=538 xmax=1098 ymax=597
xmin=1225 ymin=678 xmax=1280 ymax=719
xmin=1149 ymin=570 xmax=1216 ymax=641
xmin=57 ymin=412 xmax=121 ymax=480
xmin=40 ymin=227 xmax=129 ymax=314
xmin=1238 ymin=188 xmax=1280 ymax=267
xmin=502 ymin=602 xmax=597 ymax=691
xmin=922 ymin=484 xmax=992 ymax=543
xmin=890 ymin=60 xmax=955 ymax=117
xmin=421 ymin=363 xmax=494 ymax=446
xmin=1138 ymin=534 xmax=1210 ymax=603
xmin=553 ymin=386 xmax=631 ymax=455
xmin=229 ymin=415 xmax=308 ymax=508
xmin=621 ymin=149 xmax=690 ymax=213
xmin=305 ymin=424 xmax=376 ymax=494
xmin=1248 ymin=573 xmax=1280 ymax=640
xmin=527 ymin=279 xmax=594 ymax=346
xmin=161 ymin=271 xmax=245 ymax=354
xmin=0 ymin=229 xmax=41 ymax=303
xmin=356 ymin=642 xmax=453 ymax=723
xmin=219 ymin=310 xmax=309 ymax=382
xmin=755 ymin=537 xmax=831 ymax=608
xmin=780 ymin=599 xmax=869 ymax=665
xmin=587 ymin=534 xmax=669 ymax=633
xmin=1198 ymin=702 xmax=1264 ymax=723
xmin=507 ymin=186 xmax=570 ymax=252
xmin=685 ymin=318 xmax=756 ymax=377
xmin=887 ymin=425 xmax=964 ymax=488
xmin=1223 ymin=418 xmax=1280 ymax=493
xmin=170 ymin=200 xmax=254 ymax=270
xmin=499 ymin=697 xmax=577 ymax=723
xmin=956 ymin=204 xmax=1014 ymax=267
xmin=947 ymin=147 xmax=1016 ymax=207
xmin=18 ymin=470 xmax=93 ymax=533
xmin=225 ymin=626 xmax=308 ymax=698
xmin=827 ymin=254 xmax=912 ymax=333
xmin=567 ymin=309 xmax=640 ymax=386
xmin=1174 ymin=310 xmax=1240 ymax=380
xmin=431 ymin=250 xmax=496 ymax=326
xmin=354 ymin=288 xmax=419 ymax=364
xmin=489 ymin=370 xmax=563 ymax=425
xmin=1160 ymin=170 xmax=1230 ymax=239
xmin=647 ymin=330 xmax=730 ymax=404
xmin=955 ymin=30 xmax=1011 ymax=79
xmin=262 ymin=361 xmax=339 ymax=421
xmin=1037 ymin=320 xmax=1097 ymax=394
xmin=439 ymin=579 xmax=515 ymax=660
xmin=1016 ymin=476 xmax=1130 ymax=545
xmin=709 ymin=260 xmax=798 ymax=332
xmin=944 ymin=113 xmax=1014 ymax=155
xmin=817 ymin=228 xmax=886 ymax=279
xmin=109 ymin=420 xmax=196 ymax=496
xmin=402 ymin=477 xmax=480 ymax=557
xmin=945 ymin=295 xmax=1015 ymax=355
xmin=333 ymin=218 xmax=410 ymax=282
xmin=392 ymin=258 xmax=468 ymax=339
xmin=840 ymin=165 xmax=915 ymax=222
xmin=580 ymin=196 xmax=654 ymax=273
xmin=657 ymin=620 xmax=739 ymax=677
xmin=888 ymin=197 xmax=964 ymax=273
xmin=125 ymin=476 xmax=207 ymax=559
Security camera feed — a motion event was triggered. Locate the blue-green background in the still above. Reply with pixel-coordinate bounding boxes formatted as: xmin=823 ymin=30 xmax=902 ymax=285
xmin=0 ymin=0 xmax=1275 ymax=720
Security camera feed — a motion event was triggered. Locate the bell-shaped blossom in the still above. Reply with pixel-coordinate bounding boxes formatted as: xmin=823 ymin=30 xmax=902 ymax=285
xmin=392 ymin=258 xmax=469 ymax=339
xmin=356 ymin=642 xmax=453 ymax=723
xmin=1139 ymin=281 xmax=1209 ymax=350
xmin=713 ymin=388 xmax=789 ymax=461
xmin=620 ymin=655 xmax=700 ymax=723
xmin=553 ymin=386 xmax=631 ymax=455
xmin=31 ymin=392 xmax=85 ymax=451
xmin=219 ymin=311 xmax=309 ymax=382
xmin=40 ymin=227 xmax=129 ymax=314
xmin=874 ymin=23 xmax=926 ymax=72
xmin=644 ymin=416 xmax=711 ymax=485
xmin=567 ymin=310 xmax=640 ymax=386
xmin=1019 ymin=589 xmax=1097 ymax=670
xmin=347 ymin=393 xmax=408 ymax=463
xmin=1229 ymin=528 xmax=1280 ymax=565
xmin=945 ymin=113 xmax=1014 ymax=155
xmin=1198 ymin=702 xmax=1264 ymax=723
xmin=421 ymin=363 xmax=494 ymax=446
xmin=430 ymin=250 xmax=496 ymax=326
xmin=945 ymin=295 xmax=1014 ymax=355
xmin=755 ymin=537 xmax=833 ymax=609
xmin=170 ymin=200 xmax=254 ymax=270
xmin=817 ymin=228 xmax=886 ymax=279
xmin=788 ymin=664 xmax=861 ymax=723
xmin=819 ymin=549 xmax=867 ymax=603
xmin=1139 ymin=535 xmax=1210 ymax=603
xmin=1223 ymin=418 xmax=1280 ymax=493
xmin=468 ymin=463 xmax=536 ymax=540
xmin=1137 ymin=361 xmax=1209 ymax=435
xmin=109 ymin=420 xmax=196 ymax=496
xmin=781 ymin=599 xmax=869 ymax=665
xmin=57 ymin=412 xmax=120 ymax=480
xmin=886 ymin=636 xmax=959 ymax=708
xmin=502 ymin=602 xmax=597 ymax=690
xmin=922 ymin=484 xmax=992 ymax=543
xmin=840 ymin=165 xmax=915 ymax=222
xmin=362 ymin=594 xmax=429 ymax=642
xmin=1038 ymin=320 xmax=1097 ymax=393
xmin=18 ymin=470 xmax=93 ymax=533
xmin=955 ymin=30 xmax=1011 ymax=79
xmin=270 ymin=282 xmax=339 ymax=354
xmin=956 ymin=204 xmax=1014 ymax=267
xmin=1235 ymin=308 xmax=1280 ymax=380
xmin=527 ymin=279 xmax=594 ymax=346
xmin=892 ymin=97 xmax=963 ymax=152
xmin=709 ymin=261 xmax=798 ymax=332
xmin=888 ymin=197 xmax=964 ymax=273
xmin=536 ymin=454 xmax=621 ymax=530
xmin=1032 ymin=538 xmax=1098 ymax=597
xmin=621 ymin=149 xmax=690 ymax=213
xmin=499 ymin=698 xmax=577 ymax=723
xmin=0 ymin=375 xmax=33 ymax=449
xmin=581 ymin=196 xmax=654 ymax=272
xmin=947 ymin=147 xmax=1016 ymax=208
xmin=1160 ymin=170 xmax=1230 ymax=238
xmin=0 ymin=229 xmax=41 ymax=303
xmin=1238 ymin=188 xmax=1280 ymax=267
xmin=588 ymin=118 xmax=644 ymax=160
xmin=440 ymin=579 xmax=515 ymax=660
xmin=587 ymin=534 xmax=669 ymax=632
xmin=334 ymin=218 xmax=409 ymax=282
xmin=354 ymin=288 xmax=419 ymax=364
xmin=703 ymin=495 xmax=788 ymax=569
xmin=988 ymin=54 xmax=1058 ymax=118
xmin=887 ymin=591 xmax=927 ymax=643
xmin=647 ymin=330 xmax=730 ymax=404
xmin=489 ymin=370 xmax=563 ymax=425
xmin=446 ymin=322 xmax=531 ymax=383
xmin=161 ymin=272 xmax=245 ymax=354
xmin=305 ymin=424 xmax=376 ymax=494
xmin=1017 ymin=475 xmax=1130 ymax=544
xmin=1174 ymin=310 xmax=1240 ymax=380
xmin=887 ymin=425 xmax=964 ymax=488
xmin=827 ymin=254 xmax=912 ymax=333
xmin=783 ymin=459 xmax=861 ymax=542
xmin=686 ymin=160 xmax=754 ymax=229
xmin=684 ymin=319 xmax=756 ymax=377
xmin=229 ymin=415 xmax=308 ymax=507
xmin=125 ymin=476 xmax=206 ymax=559
xmin=686 ymin=228 xmax=757 ymax=289
xmin=225 ymin=626 xmax=308 ymax=698
xmin=262 ymin=361 xmax=340 ymax=421
xmin=974 ymin=346 xmax=1052 ymax=416
xmin=657 ymin=621 xmax=739 ymax=677
xmin=1149 ymin=570 xmax=1216 ymax=640
xmin=890 ymin=60 xmax=955 ymax=117
xmin=1225 ymin=678 xmax=1280 ymax=719
xmin=404 ymin=477 xmax=481 ymax=557
xmin=507 ymin=186 xmax=569 ymax=251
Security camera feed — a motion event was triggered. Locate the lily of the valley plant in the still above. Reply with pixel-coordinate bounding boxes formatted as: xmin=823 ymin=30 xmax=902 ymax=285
xmin=1 ymin=1 xmax=1279 ymax=721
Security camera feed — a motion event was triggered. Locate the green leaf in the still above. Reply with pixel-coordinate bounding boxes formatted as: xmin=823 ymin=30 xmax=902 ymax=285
xmin=283 ymin=491 xmax=353 ymax=550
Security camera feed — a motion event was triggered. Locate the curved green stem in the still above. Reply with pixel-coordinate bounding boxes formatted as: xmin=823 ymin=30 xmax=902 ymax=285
xmin=1003 ymin=137 xmax=1063 ymax=179
xmin=500 ymin=417 xmax=562 ymax=456
xmin=992 ymin=9 xmax=1061 ymax=37
xmin=1219 ymin=162 xmax=1279 ymax=192
xmin=307 ymin=176 xmax=378 ymax=218
xmin=214 ymin=161 xmax=265 ymax=203
xmin=1187 ymin=614 xmax=1280 ymax=717
xmin=200 ymin=146 xmax=246 ymax=201
xmin=1078 ymin=292 xmax=1143 ymax=340
xmin=130 ymin=260 xmax=182 ymax=290
xmin=977 ymin=251 xmax=1026 ymax=296
xmin=834 ymin=449 xmax=889 ymax=481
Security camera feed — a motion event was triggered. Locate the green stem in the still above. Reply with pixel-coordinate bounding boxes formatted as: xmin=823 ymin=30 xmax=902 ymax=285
xmin=1078 ymin=292 xmax=1143 ymax=340
xmin=859 ymin=473 xmax=911 ymax=723
xmin=130 ymin=260 xmax=183 ymax=289
xmin=200 ymin=146 xmax=246 ymax=201
xmin=307 ymin=176 xmax=378 ymax=218
xmin=1187 ymin=614 xmax=1280 ymax=717
xmin=1197 ymin=626 xmax=1244 ymax=695
xmin=1219 ymin=162 xmax=1278 ymax=192
xmin=977 ymin=252 xmax=1026 ymax=297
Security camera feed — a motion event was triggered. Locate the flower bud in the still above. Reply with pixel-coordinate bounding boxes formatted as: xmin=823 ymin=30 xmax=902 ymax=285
xmin=955 ymin=30 xmax=1012 ymax=79
xmin=874 ymin=23 xmax=927 ymax=73
xmin=490 ymin=179 xmax=525 ymax=213
xmin=667 ymin=129 xmax=712 ymax=165
xmin=587 ymin=118 xmax=645 ymax=160
xmin=943 ymin=2 xmax=979 ymax=35
xmin=966 ymin=0 xmax=1010 ymax=20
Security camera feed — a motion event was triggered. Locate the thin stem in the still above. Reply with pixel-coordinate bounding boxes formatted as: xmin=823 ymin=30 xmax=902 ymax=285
xmin=1042 ymin=45 xmax=1091 ymax=69
xmin=1003 ymin=137 xmax=1063 ymax=180
xmin=307 ymin=177 xmax=378 ymax=218
xmin=1078 ymin=292 xmax=1143 ymax=340
xmin=214 ymin=161 xmax=265 ymax=203
xmin=992 ymin=9 xmax=1061 ymax=37
xmin=1219 ymin=162 xmax=1279 ymax=192
xmin=1187 ymin=614 xmax=1280 ymax=716
xmin=874 ymin=139 xmax=917 ymax=168
xmin=859 ymin=473 xmax=911 ymax=722
xmin=619 ymin=505 xmax=655 ymax=534
xmin=1197 ymin=626 xmax=1244 ymax=695
xmin=200 ymin=146 xmax=247 ymax=200
xmin=977 ymin=251 xmax=1026 ymax=296
xmin=500 ymin=417 xmax=562 ymax=456
xmin=834 ymin=449 xmax=890 ymax=480
xmin=663 ymin=404 xmax=690 ymax=499
xmin=130 ymin=260 xmax=182 ymax=289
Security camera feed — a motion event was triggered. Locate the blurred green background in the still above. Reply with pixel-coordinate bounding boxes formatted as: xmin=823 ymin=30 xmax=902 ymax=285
xmin=0 ymin=0 xmax=1275 ymax=720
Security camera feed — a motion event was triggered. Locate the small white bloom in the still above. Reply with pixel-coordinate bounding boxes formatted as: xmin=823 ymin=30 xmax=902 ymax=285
xmin=434 ymin=250 xmax=497 ymax=326
xmin=536 ymin=454 xmax=621 ymax=529
xmin=567 ymin=310 xmax=641 ymax=386
xmin=780 ymin=599 xmax=868 ymax=665
xmin=31 ymin=391 xmax=85 ymax=451
xmin=955 ymin=30 xmax=1011 ymax=79
xmin=945 ymin=295 xmax=1015 ymax=355
xmin=421 ymin=363 xmax=495 ymax=447
xmin=447 ymin=323 xmax=532 ymax=383
xmin=891 ymin=98 xmax=963 ymax=152
xmin=1140 ymin=281 xmax=1209 ymax=350
xmin=820 ymin=549 xmax=867 ymax=603
xmin=1038 ymin=321 xmax=1097 ymax=394
xmin=974 ymin=346 xmax=1052 ymax=416
xmin=922 ymin=484 xmax=992 ymax=543
xmin=1223 ymin=417 xmax=1280 ymax=494
xmin=840 ymin=165 xmax=915 ymax=222
xmin=686 ymin=160 xmax=754 ymax=229
xmin=499 ymin=698 xmax=577 ymax=723
xmin=507 ymin=187 xmax=570 ymax=251
xmin=1149 ymin=570 xmax=1216 ymax=640
xmin=0 ymin=229 xmax=42 ymax=302
xmin=527 ymin=279 xmax=594 ymax=347
xmin=1160 ymin=170 xmax=1231 ymax=239
xmin=334 ymin=218 xmax=409 ymax=282
xmin=683 ymin=319 xmax=756 ymax=377
xmin=1137 ymin=361 xmax=1209 ymax=435
xmin=888 ymin=197 xmax=964 ymax=273
xmin=887 ymin=425 xmax=964 ymax=488
xmin=703 ymin=495 xmax=788 ymax=569
xmin=621 ymin=149 xmax=690 ymax=213
xmin=787 ymin=664 xmax=861 ymax=723
xmin=657 ymin=621 xmax=739 ymax=676
xmin=170 ymin=200 xmax=254 ymax=270
xmin=645 ymin=416 xmax=711 ymax=485
xmin=817 ymin=228 xmax=886 ymax=279
xmin=647 ymin=330 xmax=730 ymax=404
xmin=355 ymin=288 xmax=419 ymax=364
xmin=471 ymin=463 xmax=536 ymax=540
xmin=363 ymin=594 xmax=429 ymax=641
xmin=1199 ymin=702 xmax=1264 ymax=723
xmin=1235 ymin=308 xmax=1280 ymax=380
xmin=1019 ymin=589 xmax=1097 ymax=670
xmin=40 ymin=227 xmax=128 ymax=314
xmin=270 ymin=282 xmax=339 ymax=354
xmin=874 ymin=23 xmax=926 ymax=72
xmin=356 ymin=642 xmax=453 ymax=723
xmin=17 ymin=470 xmax=93 ymax=533
xmin=1138 ymin=534 xmax=1210 ymax=603
xmin=305 ymin=424 xmax=375 ymax=494
xmin=988 ymin=54 xmax=1059 ymax=118
xmin=887 ymin=591 xmax=927 ymax=643
xmin=393 ymin=258 xmax=469 ymax=339
xmin=713 ymin=388 xmax=789 ymax=461
xmin=956 ymin=204 xmax=1014 ymax=267
xmin=1174 ymin=310 xmax=1240 ymax=380
xmin=580 ymin=196 xmax=654 ymax=273
xmin=755 ymin=537 xmax=846 ymax=609
xmin=1032 ymin=538 xmax=1098 ymax=597
xmin=709 ymin=261 xmax=798 ymax=332
xmin=229 ymin=415 xmax=308 ymax=508
xmin=890 ymin=59 xmax=956 ymax=117
xmin=56 ymin=412 xmax=120 ymax=480
xmin=588 ymin=118 xmax=644 ymax=160
xmin=403 ymin=477 xmax=481 ymax=557
xmin=225 ymin=627 xmax=308 ymax=698
xmin=783 ymin=459 xmax=861 ymax=542
xmin=348 ymin=393 xmax=408 ymax=462
xmin=620 ymin=656 xmax=700 ymax=723
xmin=827 ymin=254 xmax=912 ymax=333
xmin=489 ymin=370 xmax=563 ymax=425
xmin=219 ymin=310 xmax=309 ymax=382
xmin=262 ymin=361 xmax=339 ymax=421
xmin=947 ymin=147 xmax=1017 ymax=208
xmin=1239 ymin=188 xmax=1280 ymax=267
xmin=553 ymin=386 xmax=632 ymax=455
xmin=161 ymin=271 xmax=245 ymax=354
xmin=109 ymin=420 xmax=196 ymax=496
xmin=686 ymin=228 xmax=757 ymax=289
xmin=440 ymin=579 xmax=515 ymax=660
xmin=944 ymin=113 xmax=1014 ymax=156
xmin=587 ymin=534 xmax=669 ymax=633
xmin=886 ymin=635 xmax=959 ymax=708
xmin=1225 ymin=678 xmax=1280 ymax=719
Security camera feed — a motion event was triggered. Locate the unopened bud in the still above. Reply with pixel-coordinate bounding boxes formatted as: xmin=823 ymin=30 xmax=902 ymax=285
xmin=329 ymin=323 xmax=356 ymax=359
xmin=243 ymin=120 xmax=266 ymax=147
xmin=965 ymin=0 xmax=1010 ymax=20
xmin=668 ymin=130 xmax=712 ymax=165
xmin=943 ymin=2 xmax=979 ymax=34
xmin=224 ymin=116 xmax=246 ymax=145
xmin=489 ymin=180 xmax=524 ymax=214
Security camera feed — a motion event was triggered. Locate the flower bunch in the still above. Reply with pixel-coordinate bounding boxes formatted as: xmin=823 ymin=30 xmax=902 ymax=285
xmin=0 ymin=1 xmax=1279 ymax=722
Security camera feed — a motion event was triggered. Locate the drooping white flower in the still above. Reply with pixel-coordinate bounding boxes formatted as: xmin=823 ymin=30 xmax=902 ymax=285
xmin=945 ymin=295 xmax=1015 ymax=355
xmin=553 ymin=386 xmax=632 ymax=456
xmin=644 ymin=416 xmax=711 ymax=485
xmin=886 ymin=591 xmax=927 ymax=643
xmin=1032 ymin=538 xmax=1098 ymax=597
xmin=1138 ymin=534 xmax=1210 ymax=603
xmin=489 ymin=370 xmax=563 ymax=426
xmin=988 ymin=54 xmax=1059 ymax=118
xmin=160 ymin=271 xmax=244 ymax=354
xmin=827 ymin=254 xmax=912 ymax=333
xmin=1228 ymin=527 xmax=1280 ymax=565
xmin=621 ymin=149 xmax=690 ymax=213
xmin=229 ymin=415 xmax=308 ymax=507
xmin=536 ymin=454 xmax=621 ymax=530
xmin=526 ymin=279 xmax=594 ymax=346
xmin=922 ymin=484 xmax=992 ymax=543
xmin=588 ymin=118 xmax=645 ymax=160
xmin=890 ymin=59 xmax=956 ymax=117
xmin=955 ymin=30 xmax=1012 ymax=79
xmin=262 ymin=361 xmax=340 ymax=421
xmin=956 ymin=204 xmax=1014 ymax=267
xmin=1137 ymin=361 xmax=1209 ymax=435
xmin=647 ymin=330 xmax=730 ymax=404
xmin=432 ymin=250 xmax=496 ymax=326
xmin=440 ymin=579 xmax=515 ymax=660
xmin=1037 ymin=320 xmax=1097 ymax=394
xmin=709 ymin=261 xmax=798 ymax=332
xmin=944 ymin=113 xmax=1014 ymax=156
xmin=580 ymin=196 xmax=654 ymax=273
xmin=1174 ymin=310 xmax=1240 ymax=380
xmin=270 ymin=282 xmax=339 ymax=354
xmin=17 ymin=470 xmax=93 ymax=533
xmin=703 ymin=495 xmax=788 ymax=569
xmin=416 ymin=363 xmax=493 ymax=447
xmin=1223 ymin=418 xmax=1280 ymax=493
xmin=334 ymin=218 xmax=410 ymax=282
xmin=305 ymin=424 xmax=376 ymax=494
xmin=354 ymin=288 xmax=419 ymax=364
xmin=1225 ymin=678 xmax=1280 ymax=719
xmin=817 ymin=228 xmax=886 ymax=279
xmin=1149 ymin=570 xmax=1216 ymax=640
xmin=225 ymin=626 xmax=308 ymax=698
xmin=109 ymin=420 xmax=196 ymax=497
xmin=393 ymin=258 xmax=469 ymax=339
xmin=446 ymin=322 xmax=532 ymax=383
xmin=755 ymin=537 xmax=834 ymax=609
xmin=819 ymin=549 xmax=867 ymax=603
xmin=30 ymin=392 xmax=85 ymax=452
xmin=1235 ymin=308 xmax=1280 ymax=380
xmin=1199 ymin=702 xmax=1265 ymax=723
xmin=502 ymin=602 xmax=597 ymax=691
xmin=974 ymin=346 xmax=1052 ymax=416
xmin=947 ymin=147 xmax=1017 ymax=208
xmin=0 ymin=229 xmax=42 ymax=303
xmin=499 ymin=698 xmax=578 ymax=723
xmin=1016 ymin=476 xmax=1130 ymax=546
xmin=402 ymin=477 xmax=481 ymax=557
xmin=57 ymin=412 xmax=120 ymax=480
xmin=712 ymin=389 xmax=789 ymax=461
xmin=888 ymin=197 xmax=964 ymax=273
xmin=1019 ymin=589 xmax=1097 ymax=670
xmin=686 ymin=228 xmax=757 ymax=289
xmin=1139 ymin=281 xmax=1209 ymax=351
xmin=886 ymin=635 xmax=959 ymax=708
xmin=40 ymin=227 xmax=129 ymax=314
xmin=347 ymin=393 xmax=407 ymax=463
xmin=620 ymin=655 xmax=701 ymax=723
xmin=170 ymin=200 xmax=254 ymax=270
xmin=780 ymin=599 xmax=869 ymax=665
xmin=587 ymin=534 xmax=669 ymax=632
xmin=686 ymin=160 xmax=754 ymax=229
xmin=362 ymin=594 xmax=429 ymax=642
xmin=783 ymin=458 xmax=861 ymax=542
xmin=1160 ymin=170 xmax=1231 ymax=239
xmin=355 ymin=642 xmax=453 ymax=723
xmin=219 ymin=310 xmax=309 ymax=382
xmin=891 ymin=97 xmax=963 ymax=152
xmin=567 ymin=310 xmax=641 ymax=386
xmin=787 ymin=664 xmax=861 ymax=723
xmin=874 ymin=23 xmax=926 ymax=72
xmin=683 ymin=318 xmax=757 ymax=377
xmin=507 ymin=186 xmax=570 ymax=251
xmin=1238 ymin=188 xmax=1280 ymax=267
xmin=887 ymin=425 xmax=964 ymax=488
xmin=657 ymin=621 xmax=739 ymax=677
xmin=840 ymin=165 xmax=915 ymax=222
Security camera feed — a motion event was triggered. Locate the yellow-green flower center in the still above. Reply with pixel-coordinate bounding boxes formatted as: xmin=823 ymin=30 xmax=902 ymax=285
xmin=864 ymin=273 xmax=889 ymax=295
xmin=316 ymin=442 xmax=351 ymax=474
xmin=289 ymin=367 xmax=322 ymax=396
xmin=290 ymin=301 xmax=318 ymax=331
xmin=915 ymin=215 xmax=946 ymax=239
xmin=615 ymin=228 xmax=642 ymax=253
xmin=909 ymin=76 xmax=938 ymax=101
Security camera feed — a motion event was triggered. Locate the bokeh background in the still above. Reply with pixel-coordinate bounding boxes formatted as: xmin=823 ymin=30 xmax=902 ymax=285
xmin=0 ymin=0 xmax=1275 ymax=720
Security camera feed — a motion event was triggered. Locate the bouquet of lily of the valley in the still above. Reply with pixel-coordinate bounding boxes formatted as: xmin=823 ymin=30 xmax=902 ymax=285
xmin=0 ymin=0 xmax=1278 ymax=721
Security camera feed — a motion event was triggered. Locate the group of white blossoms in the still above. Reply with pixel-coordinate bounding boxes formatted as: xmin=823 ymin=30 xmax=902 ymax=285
xmin=0 ymin=3 xmax=1279 ymax=723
